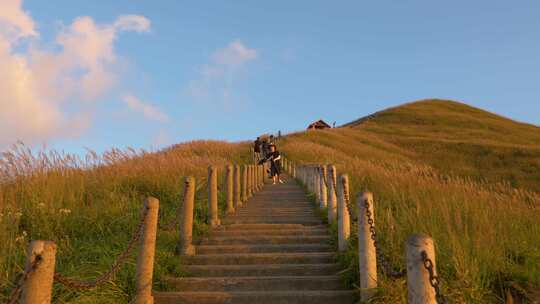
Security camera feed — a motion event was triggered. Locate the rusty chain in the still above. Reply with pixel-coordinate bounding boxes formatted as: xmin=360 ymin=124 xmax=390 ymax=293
xmin=421 ymin=251 xmax=448 ymax=304
xmin=363 ymin=198 xmax=407 ymax=278
xmin=158 ymin=182 xmax=188 ymax=231
xmin=6 ymin=255 xmax=42 ymax=304
xmin=53 ymin=205 xmax=149 ymax=290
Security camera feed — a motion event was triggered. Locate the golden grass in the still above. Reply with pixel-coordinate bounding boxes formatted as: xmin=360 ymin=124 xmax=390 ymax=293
xmin=0 ymin=141 xmax=250 ymax=303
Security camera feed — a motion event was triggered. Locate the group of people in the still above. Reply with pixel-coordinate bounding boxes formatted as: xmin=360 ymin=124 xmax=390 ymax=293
xmin=254 ymin=135 xmax=284 ymax=184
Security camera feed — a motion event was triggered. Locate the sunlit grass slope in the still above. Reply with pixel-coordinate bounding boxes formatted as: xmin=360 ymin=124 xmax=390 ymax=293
xmin=0 ymin=141 xmax=250 ymax=303
xmin=347 ymin=99 xmax=540 ymax=191
xmin=281 ymin=99 xmax=540 ymax=303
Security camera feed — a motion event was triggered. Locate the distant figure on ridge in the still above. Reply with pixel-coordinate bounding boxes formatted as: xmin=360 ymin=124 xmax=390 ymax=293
xmin=253 ymin=137 xmax=262 ymax=162
xmin=259 ymin=144 xmax=283 ymax=184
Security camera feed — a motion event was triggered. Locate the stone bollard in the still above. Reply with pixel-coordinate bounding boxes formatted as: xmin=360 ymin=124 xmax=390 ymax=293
xmin=259 ymin=165 xmax=264 ymax=188
xmin=358 ymin=192 xmax=377 ymax=301
xmin=241 ymin=165 xmax=248 ymax=203
xmin=207 ymin=166 xmax=220 ymax=227
xmin=253 ymin=165 xmax=257 ymax=192
xmin=319 ymin=166 xmax=328 ymax=208
xmin=226 ymin=165 xmax=235 ymax=214
xmin=292 ymin=163 xmax=296 ymax=178
xmin=134 ymin=197 xmax=160 ymax=304
xmin=20 ymin=240 xmax=56 ymax=304
xmin=234 ymin=165 xmax=242 ymax=208
xmin=178 ymin=177 xmax=196 ymax=255
xmin=246 ymin=165 xmax=252 ymax=198
xmin=327 ymin=165 xmax=337 ymax=223
xmin=337 ymin=174 xmax=351 ymax=252
xmin=406 ymin=234 xmax=438 ymax=304
xmin=314 ymin=166 xmax=321 ymax=203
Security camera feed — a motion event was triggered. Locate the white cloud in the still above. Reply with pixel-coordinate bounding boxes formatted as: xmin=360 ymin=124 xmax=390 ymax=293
xmin=212 ymin=40 xmax=257 ymax=66
xmin=0 ymin=0 xmax=37 ymax=42
xmin=0 ymin=0 xmax=150 ymax=148
xmin=122 ymin=95 xmax=169 ymax=123
xmin=188 ymin=39 xmax=257 ymax=106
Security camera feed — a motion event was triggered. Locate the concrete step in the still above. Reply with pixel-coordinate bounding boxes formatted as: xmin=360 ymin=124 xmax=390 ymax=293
xmin=183 ymin=263 xmax=342 ymax=277
xmin=154 ymin=290 xmax=357 ymax=304
xmin=162 ymin=275 xmax=348 ymax=292
xmin=222 ymin=217 xmax=322 ymax=225
xmin=201 ymin=235 xmax=330 ymax=245
xmin=196 ymin=244 xmax=333 ymax=254
xmin=210 ymin=229 xmax=328 ymax=237
xmin=217 ymin=224 xmax=325 ymax=230
xmin=184 ymin=252 xmax=334 ymax=265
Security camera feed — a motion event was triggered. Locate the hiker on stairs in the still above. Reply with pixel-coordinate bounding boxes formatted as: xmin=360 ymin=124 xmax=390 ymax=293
xmin=259 ymin=144 xmax=284 ymax=184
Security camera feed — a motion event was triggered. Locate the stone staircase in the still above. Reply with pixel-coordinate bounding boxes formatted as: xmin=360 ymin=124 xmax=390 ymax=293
xmin=154 ymin=177 xmax=356 ymax=304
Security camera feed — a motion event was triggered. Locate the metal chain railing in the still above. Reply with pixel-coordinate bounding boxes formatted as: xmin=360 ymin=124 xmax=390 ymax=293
xmin=364 ymin=198 xmax=407 ymax=278
xmin=421 ymin=251 xmax=448 ymax=304
xmin=53 ymin=205 xmax=149 ymax=290
xmin=6 ymin=255 xmax=42 ymax=304
xmin=158 ymin=183 xmax=188 ymax=231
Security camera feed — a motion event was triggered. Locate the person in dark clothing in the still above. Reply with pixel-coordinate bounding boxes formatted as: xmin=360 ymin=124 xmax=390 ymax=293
xmin=259 ymin=144 xmax=283 ymax=184
xmin=253 ymin=137 xmax=262 ymax=161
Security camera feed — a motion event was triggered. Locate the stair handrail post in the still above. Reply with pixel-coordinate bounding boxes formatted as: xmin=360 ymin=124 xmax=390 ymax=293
xmin=337 ymin=174 xmax=351 ymax=252
xmin=314 ymin=165 xmax=321 ymax=203
xmin=134 ymin=197 xmax=159 ymax=304
xmin=319 ymin=165 xmax=328 ymax=208
xmin=234 ymin=165 xmax=242 ymax=208
xmin=226 ymin=165 xmax=235 ymax=214
xmin=406 ymin=234 xmax=438 ymax=304
xmin=327 ymin=164 xmax=338 ymax=223
xmin=208 ymin=165 xmax=221 ymax=227
xmin=241 ymin=164 xmax=248 ymax=203
xmin=178 ymin=176 xmax=196 ymax=255
xmin=358 ymin=191 xmax=377 ymax=301
xmin=20 ymin=240 xmax=56 ymax=304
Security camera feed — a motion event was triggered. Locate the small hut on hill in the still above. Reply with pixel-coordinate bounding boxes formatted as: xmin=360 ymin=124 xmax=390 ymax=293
xmin=307 ymin=120 xmax=331 ymax=130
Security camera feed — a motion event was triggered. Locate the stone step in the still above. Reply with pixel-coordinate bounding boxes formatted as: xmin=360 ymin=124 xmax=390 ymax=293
xmin=162 ymin=275 xmax=347 ymax=292
xmin=222 ymin=217 xmax=322 ymax=225
xmin=196 ymin=244 xmax=333 ymax=254
xmin=184 ymin=252 xmax=334 ymax=265
xmin=210 ymin=229 xmax=328 ymax=237
xmin=217 ymin=224 xmax=325 ymax=230
xmin=201 ymin=235 xmax=330 ymax=245
xmin=154 ymin=290 xmax=357 ymax=304
xmin=183 ymin=263 xmax=342 ymax=277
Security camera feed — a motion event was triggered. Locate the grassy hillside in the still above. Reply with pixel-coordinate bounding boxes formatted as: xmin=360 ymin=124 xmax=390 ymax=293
xmin=0 ymin=141 xmax=250 ymax=303
xmin=347 ymin=99 xmax=540 ymax=191
xmin=281 ymin=99 xmax=540 ymax=303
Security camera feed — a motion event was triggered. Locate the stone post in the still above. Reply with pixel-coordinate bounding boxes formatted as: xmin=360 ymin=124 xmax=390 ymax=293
xmin=292 ymin=163 xmax=296 ymax=178
xmin=208 ymin=166 xmax=220 ymax=227
xmin=225 ymin=165 xmax=235 ymax=214
xmin=241 ymin=165 xmax=248 ymax=203
xmin=406 ymin=234 xmax=438 ymax=304
xmin=134 ymin=197 xmax=159 ymax=304
xmin=234 ymin=165 xmax=242 ymax=209
xmin=337 ymin=174 xmax=351 ymax=252
xmin=358 ymin=191 xmax=377 ymax=301
xmin=247 ymin=165 xmax=252 ymax=198
xmin=319 ymin=166 xmax=328 ymax=208
xmin=327 ymin=165 xmax=337 ymax=223
xmin=178 ymin=177 xmax=195 ymax=255
xmin=314 ymin=166 xmax=321 ymax=203
xmin=20 ymin=241 xmax=56 ymax=304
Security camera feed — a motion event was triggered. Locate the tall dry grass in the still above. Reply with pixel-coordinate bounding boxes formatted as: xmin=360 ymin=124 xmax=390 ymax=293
xmin=0 ymin=141 xmax=250 ymax=303
xmin=282 ymin=132 xmax=540 ymax=303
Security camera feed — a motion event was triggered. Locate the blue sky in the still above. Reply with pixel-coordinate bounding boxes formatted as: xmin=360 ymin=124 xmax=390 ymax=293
xmin=2 ymin=1 xmax=539 ymax=154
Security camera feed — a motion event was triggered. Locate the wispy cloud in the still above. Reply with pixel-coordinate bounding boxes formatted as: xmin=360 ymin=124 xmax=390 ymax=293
xmin=0 ymin=0 xmax=150 ymax=148
xmin=188 ymin=39 xmax=257 ymax=106
xmin=122 ymin=95 xmax=169 ymax=123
